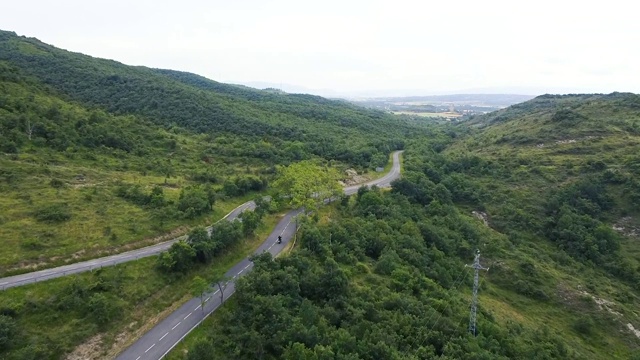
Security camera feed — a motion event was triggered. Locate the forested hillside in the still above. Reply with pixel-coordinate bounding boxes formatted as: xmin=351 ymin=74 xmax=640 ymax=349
xmin=0 ymin=29 xmax=427 ymax=273
xmin=177 ymin=94 xmax=640 ymax=359
xmin=0 ymin=30 xmax=412 ymax=168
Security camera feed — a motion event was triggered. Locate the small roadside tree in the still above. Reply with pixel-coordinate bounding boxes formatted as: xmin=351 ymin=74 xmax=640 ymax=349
xmin=187 ymin=226 xmax=214 ymax=263
xmin=240 ymin=210 xmax=262 ymax=236
xmin=158 ymin=240 xmax=196 ymax=273
xmin=190 ymin=276 xmax=209 ymax=313
xmin=212 ymin=274 xmax=231 ymax=303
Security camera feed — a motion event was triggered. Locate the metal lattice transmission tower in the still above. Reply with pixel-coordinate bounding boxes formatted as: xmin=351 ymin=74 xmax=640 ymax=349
xmin=466 ymin=250 xmax=489 ymax=336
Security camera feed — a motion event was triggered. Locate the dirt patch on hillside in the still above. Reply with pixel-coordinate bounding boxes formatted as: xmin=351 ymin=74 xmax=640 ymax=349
xmin=557 ymin=284 xmax=622 ymax=316
xmin=472 ymin=211 xmax=489 ymax=226
xmin=612 ymin=217 xmax=639 ymax=238
xmin=66 ymin=334 xmax=103 ymax=360
xmin=339 ymin=168 xmax=371 ymax=187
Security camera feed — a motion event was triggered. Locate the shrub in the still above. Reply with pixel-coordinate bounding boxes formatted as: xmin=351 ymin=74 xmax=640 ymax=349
xmin=177 ymin=186 xmax=210 ymax=219
xmin=33 ymin=203 xmax=71 ymax=222
xmin=0 ymin=315 xmax=17 ymax=350
xmin=49 ymin=178 xmax=64 ymax=189
xmin=573 ymin=317 xmax=594 ymax=335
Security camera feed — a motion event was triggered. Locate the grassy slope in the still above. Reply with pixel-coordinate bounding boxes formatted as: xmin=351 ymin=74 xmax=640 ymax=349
xmin=0 ymin=73 xmax=263 ymax=272
xmin=444 ymin=93 xmax=640 ymax=357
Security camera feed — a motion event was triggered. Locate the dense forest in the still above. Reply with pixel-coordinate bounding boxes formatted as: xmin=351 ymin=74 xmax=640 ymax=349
xmin=0 ymin=30 xmax=415 ymax=168
xmin=177 ymin=94 xmax=640 ymax=359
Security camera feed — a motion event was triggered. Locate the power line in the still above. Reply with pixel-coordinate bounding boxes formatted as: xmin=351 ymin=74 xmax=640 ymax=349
xmin=465 ymin=250 xmax=489 ymax=336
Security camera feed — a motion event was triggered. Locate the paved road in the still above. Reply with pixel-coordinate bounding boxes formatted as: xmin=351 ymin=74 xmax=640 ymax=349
xmin=344 ymin=150 xmax=402 ymax=195
xmin=0 ymin=201 xmax=256 ymax=290
xmin=0 ymin=152 xmax=401 ymax=291
xmin=116 ymin=150 xmax=403 ymax=360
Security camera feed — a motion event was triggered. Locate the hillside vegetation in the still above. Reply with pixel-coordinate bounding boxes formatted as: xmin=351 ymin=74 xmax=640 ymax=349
xmin=0 ymin=30 xmax=412 ymax=168
xmin=1 ymin=28 xmax=639 ymax=359
xmin=0 ymin=30 xmax=425 ymax=272
xmin=176 ymin=94 xmax=640 ymax=360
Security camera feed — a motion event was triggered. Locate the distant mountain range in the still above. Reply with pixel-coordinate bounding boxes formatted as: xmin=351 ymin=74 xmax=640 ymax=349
xmin=235 ymin=81 xmax=597 ymax=100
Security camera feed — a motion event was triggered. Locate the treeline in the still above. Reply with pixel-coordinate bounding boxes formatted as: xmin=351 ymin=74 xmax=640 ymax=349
xmin=158 ymin=198 xmax=269 ymax=273
xmin=0 ymin=30 xmax=421 ymax=168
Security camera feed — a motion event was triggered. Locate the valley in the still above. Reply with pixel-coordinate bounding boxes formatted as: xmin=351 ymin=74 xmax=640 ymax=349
xmin=0 ymin=29 xmax=638 ymax=360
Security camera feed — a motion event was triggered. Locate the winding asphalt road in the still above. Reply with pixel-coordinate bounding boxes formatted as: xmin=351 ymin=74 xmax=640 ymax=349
xmin=0 ymin=152 xmax=402 ymax=291
xmin=0 ymin=202 xmax=256 ymax=290
xmin=116 ymin=150 xmax=403 ymax=360
xmin=0 ymin=151 xmax=402 ymax=357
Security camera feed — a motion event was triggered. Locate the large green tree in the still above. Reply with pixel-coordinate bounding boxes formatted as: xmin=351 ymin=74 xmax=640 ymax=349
xmin=272 ymin=161 xmax=342 ymax=213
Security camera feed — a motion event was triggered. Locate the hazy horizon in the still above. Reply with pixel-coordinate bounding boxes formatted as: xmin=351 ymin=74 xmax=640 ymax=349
xmin=3 ymin=0 xmax=638 ymax=97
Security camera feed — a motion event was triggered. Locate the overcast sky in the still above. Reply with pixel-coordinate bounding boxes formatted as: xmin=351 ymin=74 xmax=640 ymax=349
xmin=2 ymin=0 xmax=639 ymax=96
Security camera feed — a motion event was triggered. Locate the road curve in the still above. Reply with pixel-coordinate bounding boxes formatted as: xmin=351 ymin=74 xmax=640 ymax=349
xmin=0 ymin=151 xmax=402 ymax=291
xmin=344 ymin=150 xmax=402 ymax=195
xmin=116 ymin=150 xmax=403 ymax=360
xmin=0 ymin=201 xmax=256 ymax=290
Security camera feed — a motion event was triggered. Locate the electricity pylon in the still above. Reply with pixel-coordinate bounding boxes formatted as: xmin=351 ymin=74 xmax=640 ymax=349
xmin=466 ymin=250 xmax=488 ymax=336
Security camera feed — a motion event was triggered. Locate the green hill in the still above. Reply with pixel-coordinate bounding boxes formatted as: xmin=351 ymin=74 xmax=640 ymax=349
xmin=0 ymin=29 xmax=425 ymax=273
xmin=0 ymin=29 xmax=412 ymax=167
xmin=178 ymin=94 xmax=640 ymax=359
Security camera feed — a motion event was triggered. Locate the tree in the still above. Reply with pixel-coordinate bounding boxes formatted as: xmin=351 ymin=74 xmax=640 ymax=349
xmin=188 ymin=226 xmax=214 ymax=263
xmin=240 ymin=209 xmax=262 ymax=236
xmin=212 ymin=274 xmax=231 ymax=303
xmin=210 ymin=221 xmax=243 ymax=254
xmin=190 ymin=276 xmax=209 ymax=313
xmin=177 ymin=186 xmax=211 ymax=219
xmin=158 ymin=240 xmax=196 ymax=273
xmin=149 ymin=185 xmax=166 ymax=208
xmin=205 ymin=185 xmax=217 ymax=210
xmin=254 ymin=196 xmax=272 ymax=217
xmin=272 ymin=160 xmax=342 ymax=213
xmin=186 ymin=339 xmax=217 ymax=360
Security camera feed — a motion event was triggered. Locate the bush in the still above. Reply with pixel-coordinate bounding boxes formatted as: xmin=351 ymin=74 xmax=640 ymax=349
xmin=177 ymin=186 xmax=211 ymax=219
xmin=0 ymin=315 xmax=17 ymax=350
xmin=49 ymin=178 xmax=64 ymax=189
xmin=33 ymin=203 xmax=71 ymax=222
xmin=88 ymin=293 xmax=122 ymax=327
xmin=573 ymin=317 xmax=594 ymax=335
